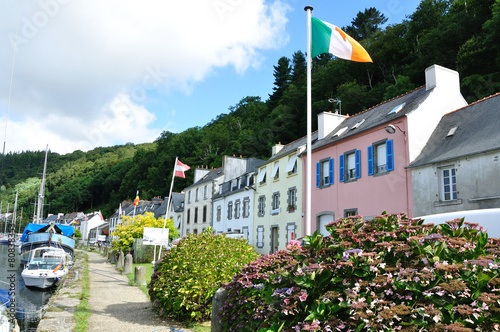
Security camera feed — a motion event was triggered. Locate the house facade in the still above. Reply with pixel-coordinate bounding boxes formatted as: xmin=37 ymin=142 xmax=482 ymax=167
xmin=253 ymin=138 xmax=308 ymax=254
xmin=182 ymin=156 xmax=263 ymax=236
xmin=305 ymin=64 xmax=468 ymax=235
xmin=182 ymin=167 xmax=222 ymax=236
xmin=410 ymin=93 xmax=500 ymax=216
xmin=212 ymin=168 xmax=260 ymax=244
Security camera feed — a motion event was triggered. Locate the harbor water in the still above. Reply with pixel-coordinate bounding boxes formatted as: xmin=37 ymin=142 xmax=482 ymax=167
xmin=0 ymin=244 xmax=53 ymax=332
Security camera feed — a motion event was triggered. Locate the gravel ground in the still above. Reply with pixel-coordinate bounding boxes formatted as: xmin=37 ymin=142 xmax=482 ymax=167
xmin=37 ymin=249 xmax=193 ymax=332
xmin=86 ymin=250 xmax=192 ymax=332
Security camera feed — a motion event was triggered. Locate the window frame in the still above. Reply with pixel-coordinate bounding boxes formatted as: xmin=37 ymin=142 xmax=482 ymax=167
xmin=257 ymin=226 xmax=264 ymax=248
xmin=234 ymin=200 xmax=241 ymax=219
xmin=216 ymin=206 xmax=221 ymax=222
xmin=316 ymin=158 xmax=334 ymax=188
xmin=227 ymin=202 xmax=233 ymax=220
xmin=440 ymin=166 xmax=458 ymax=201
xmin=368 ymin=139 xmax=394 ymax=176
xmin=340 ymin=149 xmax=361 ymax=182
xmin=258 ymin=196 xmax=266 ymax=217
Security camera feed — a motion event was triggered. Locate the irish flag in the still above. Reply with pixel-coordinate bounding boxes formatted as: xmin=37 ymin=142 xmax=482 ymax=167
xmin=311 ymin=17 xmax=372 ymax=62
xmin=174 ymin=159 xmax=190 ymax=178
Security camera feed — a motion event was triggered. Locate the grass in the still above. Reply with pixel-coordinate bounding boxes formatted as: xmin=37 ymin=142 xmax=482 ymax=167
xmin=125 ymin=262 xmax=154 ymax=296
xmin=125 ymin=262 xmax=211 ymax=331
xmin=73 ymin=252 xmax=91 ymax=332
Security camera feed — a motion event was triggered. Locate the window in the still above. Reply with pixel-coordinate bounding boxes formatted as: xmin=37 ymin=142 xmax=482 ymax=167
xmin=258 ymin=196 xmax=266 ymax=217
xmin=187 ymin=209 xmax=191 ymax=224
xmin=286 ymin=154 xmax=298 ymax=175
xmin=203 ymin=185 xmax=208 ymax=199
xmin=316 ymin=158 xmax=334 ymax=187
xmin=339 ymin=150 xmax=361 ymax=182
xmin=243 ymin=197 xmax=250 ymax=218
xmin=344 ymin=209 xmax=358 ymax=217
xmin=216 ymin=206 xmax=221 ymax=222
xmin=188 ymin=191 xmax=191 ymax=203
xmin=272 ymin=192 xmax=280 ymax=210
xmin=193 ymin=229 xmax=198 ymax=235
xmin=257 ymin=167 xmax=267 ymax=185
xmin=194 ymin=207 xmax=198 ymax=223
xmin=227 ymin=202 xmax=233 ymax=220
xmin=203 ymin=205 xmax=207 ymax=222
xmin=195 ymin=188 xmax=199 ymax=201
xmin=287 ymin=187 xmax=297 ymax=212
xmin=368 ymin=140 xmax=394 ymax=175
xmin=177 ymin=216 xmax=181 ymax=229
xmin=272 ymin=162 xmax=280 ymax=180
xmin=235 ymin=200 xmax=241 ymax=219
xmin=257 ymin=226 xmax=264 ymax=248
xmin=441 ymin=167 xmax=457 ymax=201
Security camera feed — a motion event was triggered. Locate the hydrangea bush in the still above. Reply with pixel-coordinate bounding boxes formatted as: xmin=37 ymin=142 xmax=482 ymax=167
xmin=218 ymin=214 xmax=500 ymax=331
xmin=148 ymin=229 xmax=259 ymax=321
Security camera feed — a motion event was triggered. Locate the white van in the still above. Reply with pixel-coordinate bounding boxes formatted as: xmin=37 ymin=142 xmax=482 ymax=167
xmin=415 ymin=208 xmax=500 ymax=238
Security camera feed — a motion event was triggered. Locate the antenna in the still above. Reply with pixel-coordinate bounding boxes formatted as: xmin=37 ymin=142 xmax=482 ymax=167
xmin=328 ymin=98 xmax=341 ymax=115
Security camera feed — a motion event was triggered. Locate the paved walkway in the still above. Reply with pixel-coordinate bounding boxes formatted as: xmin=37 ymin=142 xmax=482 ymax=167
xmin=37 ymin=250 xmax=193 ymax=332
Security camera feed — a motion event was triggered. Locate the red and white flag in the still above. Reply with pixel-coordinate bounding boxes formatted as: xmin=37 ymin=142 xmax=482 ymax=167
xmin=174 ymin=159 xmax=191 ymax=178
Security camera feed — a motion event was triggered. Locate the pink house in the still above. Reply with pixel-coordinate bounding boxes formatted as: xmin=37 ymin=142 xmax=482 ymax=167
xmin=303 ymin=64 xmax=467 ymax=236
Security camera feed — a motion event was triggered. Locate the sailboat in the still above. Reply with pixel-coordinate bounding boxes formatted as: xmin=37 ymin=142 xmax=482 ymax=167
xmin=19 ymin=146 xmax=76 ymax=264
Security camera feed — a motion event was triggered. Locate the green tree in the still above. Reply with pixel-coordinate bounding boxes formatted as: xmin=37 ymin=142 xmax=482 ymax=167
xmin=111 ymin=212 xmax=178 ymax=251
xmin=345 ymin=7 xmax=388 ymax=40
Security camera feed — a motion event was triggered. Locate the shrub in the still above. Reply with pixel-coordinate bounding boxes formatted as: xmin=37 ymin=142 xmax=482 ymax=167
xmin=218 ymin=213 xmax=500 ymax=331
xmin=148 ymin=229 xmax=260 ymax=321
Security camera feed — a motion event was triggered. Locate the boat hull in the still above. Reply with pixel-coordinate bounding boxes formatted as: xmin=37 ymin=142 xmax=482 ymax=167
xmin=21 ymin=271 xmax=58 ymax=289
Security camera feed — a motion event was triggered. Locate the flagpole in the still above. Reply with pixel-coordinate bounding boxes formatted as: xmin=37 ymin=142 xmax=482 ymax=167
xmin=132 ymin=190 xmax=138 ymax=223
xmin=305 ymin=6 xmax=313 ymax=236
xmin=158 ymin=157 xmax=179 ymax=260
xmin=162 ymin=157 xmax=178 ymax=229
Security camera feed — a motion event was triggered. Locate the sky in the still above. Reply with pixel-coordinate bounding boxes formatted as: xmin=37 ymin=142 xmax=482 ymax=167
xmin=0 ymin=0 xmax=421 ymax=155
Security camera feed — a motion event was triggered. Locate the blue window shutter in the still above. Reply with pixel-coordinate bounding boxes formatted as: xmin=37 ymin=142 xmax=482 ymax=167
xmin=355 ymin=150 xmax=361 ymax=178
xmin=387 ymin=140 xmax=394 ymax=171
xmin=329 ymin=158 xmax=334 ymax=185
xmin=339 ymin=155 xmax=345 ymax=182
xmin=367 ymin=146 xmax=374 ymax=176
xmin=316 ymin=162 xmax=320 ymax=187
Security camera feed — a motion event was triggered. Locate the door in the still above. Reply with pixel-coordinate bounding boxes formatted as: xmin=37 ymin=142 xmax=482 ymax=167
xmin=318 ymin=214 xmax=334 ymax=237
xmin=270 ymin=226 xmax=279 ymax=253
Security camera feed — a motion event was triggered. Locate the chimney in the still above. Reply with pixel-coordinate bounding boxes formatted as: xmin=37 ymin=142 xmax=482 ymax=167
xmin=272 ymin=142 xmax=284 ymax=156
xmin=425 ymin=64 xmax=460 ymax=91
xmin=318 ymin=111 xmax=346 ymax=140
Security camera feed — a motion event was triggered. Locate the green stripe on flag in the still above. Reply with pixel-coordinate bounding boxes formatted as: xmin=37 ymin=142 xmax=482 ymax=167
xmin=311 ymin=17 xmax=332 ymax=58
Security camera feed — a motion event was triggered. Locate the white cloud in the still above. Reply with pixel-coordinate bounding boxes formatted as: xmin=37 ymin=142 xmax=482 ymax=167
xmin=0 ymin=0 xmax=290 ymax=154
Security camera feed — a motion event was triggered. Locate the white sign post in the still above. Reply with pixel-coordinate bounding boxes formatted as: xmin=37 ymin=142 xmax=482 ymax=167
xmin=143 ymin=227 xmax=169 ymax=263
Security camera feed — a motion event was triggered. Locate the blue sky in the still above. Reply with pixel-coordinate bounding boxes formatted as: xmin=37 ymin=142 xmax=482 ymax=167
xmin=0 ymin=0 xmax=420 ymax=154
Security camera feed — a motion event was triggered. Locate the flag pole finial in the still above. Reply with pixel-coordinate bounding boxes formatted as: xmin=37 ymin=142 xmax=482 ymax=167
xmin=304 ymin=6 xmax=313 ymax=12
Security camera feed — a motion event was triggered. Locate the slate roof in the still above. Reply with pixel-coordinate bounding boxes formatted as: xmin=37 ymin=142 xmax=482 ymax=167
xmin=184 ymin=167 xmax=223 ymax=190
xmin=170 ymin=193 xmax=185 ymax=212
xmin=409 ymin=92 xmax=500 ymax=168
xmin=266 ymin=132 xmax=318 ymax=164
xmin=311 ymin=86 xmax=431 ymax=151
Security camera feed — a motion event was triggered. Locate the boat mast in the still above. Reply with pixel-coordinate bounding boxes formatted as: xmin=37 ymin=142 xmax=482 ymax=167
xmin=12 ymin=192 xmax=18 ymax=233
xmin=36 ymin=145 xmax=48 ymax=224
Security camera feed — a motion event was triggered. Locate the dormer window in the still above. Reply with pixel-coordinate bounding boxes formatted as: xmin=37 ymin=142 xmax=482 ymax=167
xmin=387 ymin=102 xmax=406 ymax=115
xmin=447 ymin=126 xmax=458 ymax=137
xmin=351 ymin=119 xmax=365 ymax=130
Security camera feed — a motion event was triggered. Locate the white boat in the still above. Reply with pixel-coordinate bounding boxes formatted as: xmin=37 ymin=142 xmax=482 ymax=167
xmin=21 ymin=247 xmax=70 ymax=289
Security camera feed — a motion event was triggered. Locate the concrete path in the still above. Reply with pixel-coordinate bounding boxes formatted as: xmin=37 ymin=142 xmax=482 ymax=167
xmin=86 ymin=250 xmax=191 ymax=332
xmin=37 ymin=249 xmax=193 ymax=332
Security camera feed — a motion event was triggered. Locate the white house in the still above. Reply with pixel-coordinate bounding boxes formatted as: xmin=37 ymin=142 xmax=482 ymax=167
xmin=410 ymin=92 xmax=500 ymax=216
xmin=253 ymin=137 xmax=308 ymax=255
